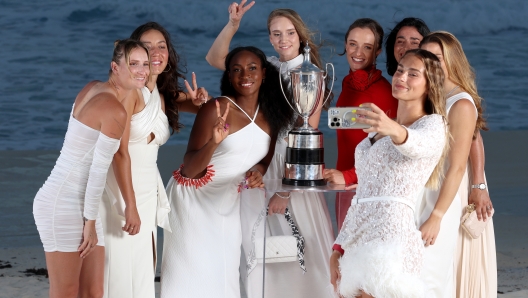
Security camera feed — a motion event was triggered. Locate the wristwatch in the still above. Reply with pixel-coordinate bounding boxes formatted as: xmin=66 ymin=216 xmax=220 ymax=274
xmin=471 ymin=183 xmax=487 ymax=190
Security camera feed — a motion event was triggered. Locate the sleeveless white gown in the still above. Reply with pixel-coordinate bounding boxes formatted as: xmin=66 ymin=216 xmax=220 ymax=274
xmin=240 ymin=54 xmax=335 ymax=298
xmin=416 ymin=92 xmax=497 ymax=298
xmin=161 ymin=97 xmax=271 ymax=298
xmin=100 ymin=85 xmax=171 ymax=298
xmin=33 ymin=106 xmax=120 ymax=252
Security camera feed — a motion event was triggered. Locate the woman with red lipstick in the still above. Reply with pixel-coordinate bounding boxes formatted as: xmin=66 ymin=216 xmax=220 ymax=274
xmin=161 ymin=46 xmax=293 ymax=298
xmin=323 ymin=18 xmax=398 ymax=232
xmin=99 ymin=22 xmax=209 ymax=298
xmin=206 ymin=2 xmax=335 ymax=297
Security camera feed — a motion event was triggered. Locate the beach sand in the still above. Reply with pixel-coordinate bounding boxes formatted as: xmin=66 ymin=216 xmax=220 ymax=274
xmin=0 ymin=130 xmax=527 ymax=297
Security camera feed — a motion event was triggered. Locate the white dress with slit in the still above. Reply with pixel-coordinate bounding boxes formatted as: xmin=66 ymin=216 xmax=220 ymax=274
xmin=161 ymin=97 xmax=270 ymax=298
xmin=335 ymin=114 xmax=446 ymax=298
xmin=100 ymin=85 xmax=171 ymax=298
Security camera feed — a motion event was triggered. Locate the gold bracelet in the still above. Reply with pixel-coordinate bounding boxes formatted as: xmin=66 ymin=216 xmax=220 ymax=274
xmin=392 ymin=125 xmax=408 ymax=146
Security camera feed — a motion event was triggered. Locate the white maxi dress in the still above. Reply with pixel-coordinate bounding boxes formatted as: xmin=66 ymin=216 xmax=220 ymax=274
xmin=161 ymin=97 xmax=271 ymax=298
xmin=240 ymin=54 xmax=335 ymax=297
xmin=416 ymin=92 xmax=480 ymax=297
xmin=100 ymin=85 xmax=171 ymax=298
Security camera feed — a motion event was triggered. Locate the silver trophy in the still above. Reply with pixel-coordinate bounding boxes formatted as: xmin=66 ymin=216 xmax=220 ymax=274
xmin=280 ymin=43 xmax=334 ymax=186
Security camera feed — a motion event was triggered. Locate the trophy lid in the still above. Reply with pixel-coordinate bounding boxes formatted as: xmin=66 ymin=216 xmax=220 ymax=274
xmin=290 ymin=42 xmax=324 ymax=74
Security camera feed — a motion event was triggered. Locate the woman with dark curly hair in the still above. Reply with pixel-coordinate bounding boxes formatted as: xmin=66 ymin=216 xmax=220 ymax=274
xmin=161 ymin=46 xmax=293 ymax=298
xmin=99 ymin=22 xmax=209 ymax=298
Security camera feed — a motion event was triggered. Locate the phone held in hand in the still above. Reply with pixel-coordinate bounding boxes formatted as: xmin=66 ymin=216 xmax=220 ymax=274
xmin=328 ymin=107 xmax=371 ymax=129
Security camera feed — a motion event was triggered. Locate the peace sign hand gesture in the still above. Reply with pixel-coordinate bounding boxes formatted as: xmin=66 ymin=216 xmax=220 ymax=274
xmin=228 ymin=0 xmax=255 ymax=27
xmin=213 ymin=100 xmax=230 ymax=144
xmin=184 ymin=72 xmax=209 ymax=107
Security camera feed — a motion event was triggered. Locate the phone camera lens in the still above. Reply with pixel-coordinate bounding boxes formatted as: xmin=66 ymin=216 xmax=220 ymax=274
xmin=336 ymin=122 xmax=340 ymax=127
xmin=330 ymin=122 xmax=335 ymax=127
xmin=333 ymin=117 xmax=338 ymax=122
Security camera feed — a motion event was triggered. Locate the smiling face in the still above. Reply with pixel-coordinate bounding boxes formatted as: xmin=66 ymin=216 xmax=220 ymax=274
xmin=228 ymin=50 xmax=266 ymax=97
xmin=392 ymin=53 xmax=427 ymax=102
xmin=394 ymin=26 xmax=424 ymax=63
xmin=119 ymin=47 xmax=149 ymax=89
xmin=139 ymin=29 xmax=169 ymax=76
xmin=345 ymin=27 xmax=380 ymax=72
xmin=420 ymin=42 xmax=448 ymax=82
xmin=268 ymin=16 xmax=301 ymax=62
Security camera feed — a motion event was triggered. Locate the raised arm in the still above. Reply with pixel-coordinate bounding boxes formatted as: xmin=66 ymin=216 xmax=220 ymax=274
xmin=181 ymin=99 xmax=230 ymax=178
xmin=205 ymin=0 xmax=255 ymax=70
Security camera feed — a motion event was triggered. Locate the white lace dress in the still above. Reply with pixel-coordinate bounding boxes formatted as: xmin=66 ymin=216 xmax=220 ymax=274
xmin=335 ymin=114 xmax=446 ymax=298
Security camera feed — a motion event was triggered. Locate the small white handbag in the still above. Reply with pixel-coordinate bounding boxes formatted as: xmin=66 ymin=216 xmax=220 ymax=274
xmin=246 ymin=207 xmax=305 ymax=275
xmin=255 ymin=235 xmax=297 ymax=263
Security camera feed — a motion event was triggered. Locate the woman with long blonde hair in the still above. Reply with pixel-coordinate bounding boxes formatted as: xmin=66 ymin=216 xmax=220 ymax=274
xmin=419 ymin=31 xmax=496 ymax=298
xmin=330 ymin=49 xmax=449 ymax=298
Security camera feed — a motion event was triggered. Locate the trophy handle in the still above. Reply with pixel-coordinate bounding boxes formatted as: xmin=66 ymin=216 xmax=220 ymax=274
xmin=279 ymin=62 xmax=299 ymax=116
xmin=312 ymin=63 xmax=335 ymax=116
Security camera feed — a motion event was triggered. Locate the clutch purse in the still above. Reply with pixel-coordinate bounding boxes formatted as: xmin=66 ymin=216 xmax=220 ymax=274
xmin=461 ymin=203 xmax=494 ymax=239
xmin=255 ymin=235 xmax=297 ymax=263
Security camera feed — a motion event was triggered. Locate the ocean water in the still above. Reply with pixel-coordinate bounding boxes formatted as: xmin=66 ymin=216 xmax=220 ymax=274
xmin=1 ymin=0 xmax=527 ymax=150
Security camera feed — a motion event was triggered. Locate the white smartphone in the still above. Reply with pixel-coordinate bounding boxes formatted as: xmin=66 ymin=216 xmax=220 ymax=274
xmin=328 ymin=107 xmax=371 ymax=129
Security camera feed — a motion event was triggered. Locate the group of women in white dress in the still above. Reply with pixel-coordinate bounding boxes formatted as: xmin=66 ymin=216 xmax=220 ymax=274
xmin=33 ymin=0 xmax=497 ymax=297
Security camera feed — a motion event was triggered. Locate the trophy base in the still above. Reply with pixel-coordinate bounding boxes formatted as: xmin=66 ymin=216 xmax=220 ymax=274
xmin=282 ymin=178 xmax=327 ymax=187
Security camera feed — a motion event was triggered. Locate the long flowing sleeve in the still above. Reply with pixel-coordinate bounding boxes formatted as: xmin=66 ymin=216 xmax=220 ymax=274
xmin=394 ymin=114 xmax=447 ymax=160
xmin=83 ymin=133 xmax=120 ymax=220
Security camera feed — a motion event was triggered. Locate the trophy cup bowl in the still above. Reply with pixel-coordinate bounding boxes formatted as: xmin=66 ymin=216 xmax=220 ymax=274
xmin=280 ymin=43 xmax=334 ymax=187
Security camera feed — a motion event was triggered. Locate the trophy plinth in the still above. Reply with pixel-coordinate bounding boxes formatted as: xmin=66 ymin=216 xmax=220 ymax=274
xmin=279 ymin=43 xmax=334 ymax=187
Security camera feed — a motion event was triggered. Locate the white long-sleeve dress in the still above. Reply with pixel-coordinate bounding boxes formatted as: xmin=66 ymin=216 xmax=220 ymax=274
xmin=33 ymin=106 xmax=120 ymax=252
xmin=100 ymin=85 xmax=171 ymax=298
xmin=161 ymin=97 xmax=271 ymax=298
xmin=240 ymin=54 xmax=335 ymax=297
xmin=335 ymin=114 xmax=446 ymax=298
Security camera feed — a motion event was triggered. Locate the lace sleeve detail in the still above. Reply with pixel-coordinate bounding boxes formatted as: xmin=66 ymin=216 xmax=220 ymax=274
xmin=83 ymin=133 xmax=121 ymax=220
xmin=393 ymin=114 xmax=446 ymax=160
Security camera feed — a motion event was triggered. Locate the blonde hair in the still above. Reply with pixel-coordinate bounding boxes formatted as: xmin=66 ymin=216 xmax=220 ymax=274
xmin=421 ymin=31 xmax=487 ymax=138
xmin=403 ymin=49 xmax=450 ymax=190
xmin=267 ymin=9 xmax=333 ymax=107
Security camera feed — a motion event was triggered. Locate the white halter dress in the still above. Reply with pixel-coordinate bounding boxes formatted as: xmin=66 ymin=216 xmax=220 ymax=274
xmin=161 ymin=97 xmax=271 ymax=298
xmin=100 ymin=85 xmax=171 ymax=298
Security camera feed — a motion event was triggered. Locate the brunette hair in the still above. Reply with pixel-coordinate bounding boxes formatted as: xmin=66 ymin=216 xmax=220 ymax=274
xmin=385 ymin=17 xmax=430 ymax=76
xmin=400 ymin=49 xmax=448 ymax=189
xmin=267 ymin=9 xmax=333 ymax=108
xmin=220 ymin=46 xmax=293 ymax=136
xmin=339 ymin=18 xmax=384 ymax=55
xmin=420 ymin=31 xmax=488 ymax=137
xmin=130 ymin=22 xmax=187 ymax=134
xmin=109 ymin=39 xmax=150 ymax=76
